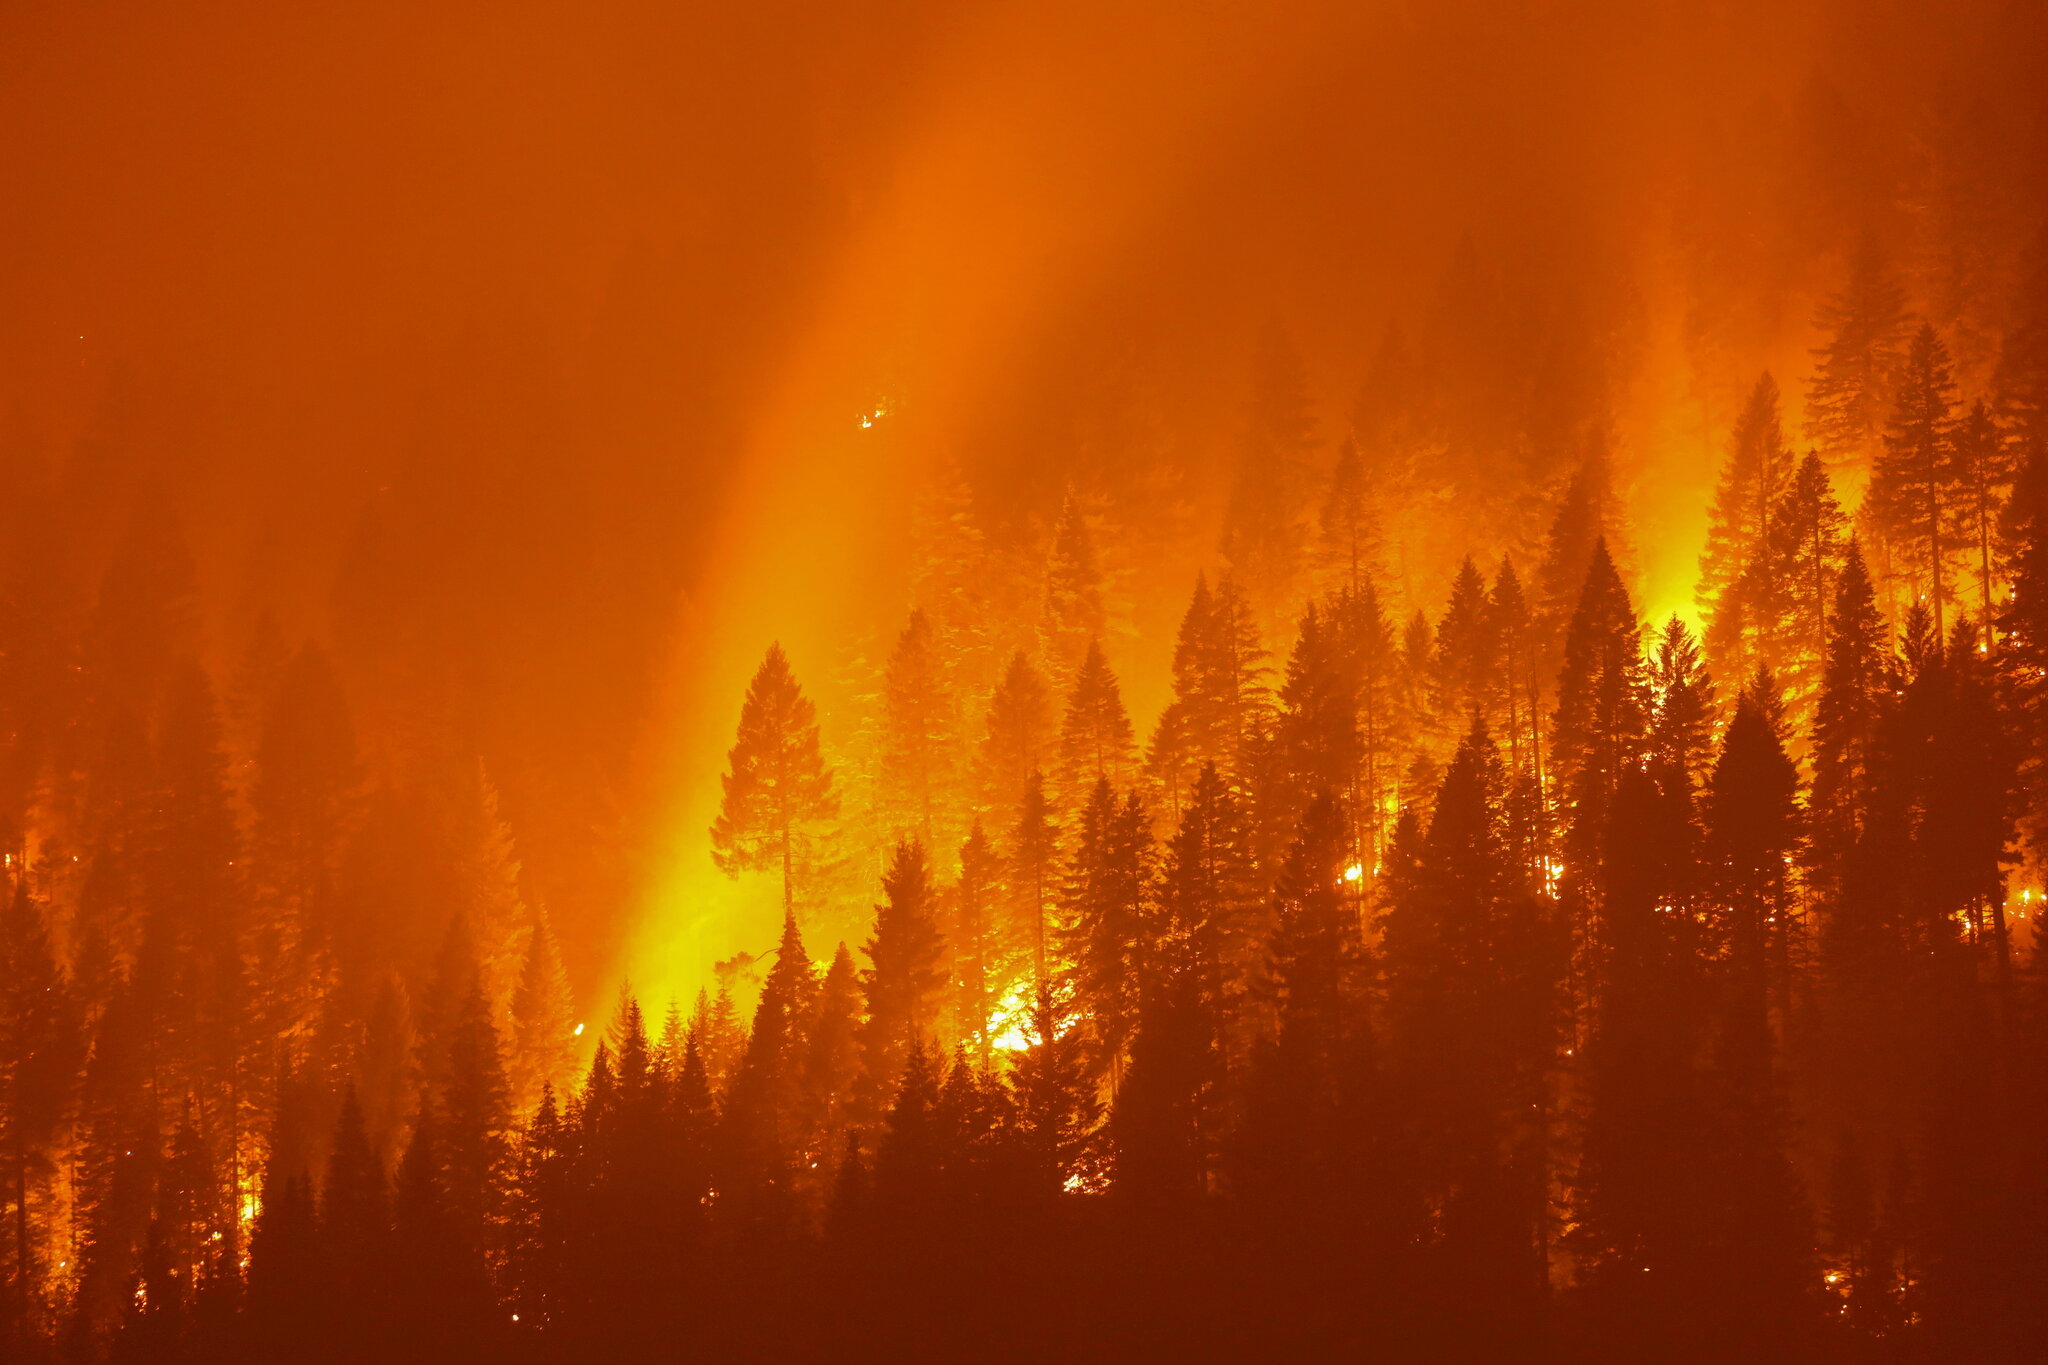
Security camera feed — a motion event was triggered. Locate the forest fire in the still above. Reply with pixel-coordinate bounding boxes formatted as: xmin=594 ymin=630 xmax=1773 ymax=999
xmin=2 ymin=0 xmax=2047 ymax=1362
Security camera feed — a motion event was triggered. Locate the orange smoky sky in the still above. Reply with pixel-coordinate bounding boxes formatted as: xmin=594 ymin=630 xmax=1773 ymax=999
xmin=3 ymin=0 xmax=2041 ymax=1005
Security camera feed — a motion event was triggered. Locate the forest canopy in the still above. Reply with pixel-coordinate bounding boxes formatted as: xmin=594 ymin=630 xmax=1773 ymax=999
xmin=2 ymin=0 xmax=2047 ymax=1360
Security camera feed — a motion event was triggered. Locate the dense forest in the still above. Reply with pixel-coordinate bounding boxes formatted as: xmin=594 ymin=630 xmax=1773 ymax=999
xmin=0 ymin=218 xmax=2044 ymax=1362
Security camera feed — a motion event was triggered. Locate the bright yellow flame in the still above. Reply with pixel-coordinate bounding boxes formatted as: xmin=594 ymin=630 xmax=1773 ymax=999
xmin=986 ymin=981 xmax=1036 ymax=1052
xmin=1342 ymin=862 xmax=1364 ymax=883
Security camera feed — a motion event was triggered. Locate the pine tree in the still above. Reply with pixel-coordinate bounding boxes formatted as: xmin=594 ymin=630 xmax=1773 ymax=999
xmin=1052 ymin=641 xmax=1137 ymax=818
xmin=1435 ymin=555 xmax=1503 ymax=732
xmin=856 ymin=842 xmax=948 ymax=1121
xmin=881 ymin=608 xmax=962 ymax=855
xmin=1008 ymin=980 xmax=1101 ymax=1199
xmin=1157 ymin=765 xmax=1261 ymax=1070
xmin=1380 ymin=721 xmax=1557 ymax=1303
xmin=800 ymin=944 xmax=863 ymax=1154
xmin=1183 ymin=573 xmax=1270 ymax=789
xmin=1116 ymin=771 xmax=1233 ymax=1207
xmin=1951 ymin=400 xmax=2017 ymax=650
xmin=136 ymin=664 xmax=249 ymax=1216
xmin=688 ymin=986 xmax=746 ymax=1096
xmin=908 ymin=456 xmax=994 ymax=700
xmin=1040 ymin=490 xmax=1106 ymax=685
xmin=1279 ymin=788 xmax=1365 ymax=1024
xmin=724 ymin=911 xmax=818 ymax=1193
xmin=1316 ymin=437 xmax=1383 ymax=597
xmin=1275 ymin=603 xmax=1362 ymax=840
xmin=433 ymin=973 xmax=510 ymax=1269
xmin=1569 ymin=762 xmax=1714 ymax=1343
xmin=243 ymin=1167 xmax=319 ymax=1357
xmin=1008 ymin=773 xmax=1059 ymax=997
xmin=0 ymin=875 xmax=83 ymax=1320
xmin=1807 ymin=544 xmax=1892 ymax=906
xmin=1807 ymin=232 xmax=1911 ymax=472
xmin=1869 ymin=323 xmax=1963 ymax=634
xmin=951 ymin=825 xmax=1005 ymax=1066
xmin=507 ymin=906 xmax=578 ymax=1119
xmin=1695 ymin=370 xmax=1794 ymax=663
xmin=1330 ymin=576 xmax=1404 ymax=879
xmin=1059 ymin=780 xmax=1152 ymax=1078
xmin=1352 ymin=324 xmax=1428 ymax=597
xmin=319 ymin=1087 xmax=387 ymax=1339
xmin=1704 ymin=682 xmax=1803 ymax=991
xmin=1155 ymin=577 xmax=1212 ymax=810
xmin=711 ymin=643 xmax=838 ymax=919
xmin=1536 ymin=442 xmax=1621 ymax=667
xmin=977 ymin=652 xmax=1054 ymax=818
xmin=387 ymin=1108 xmax=487 ymax=1351
xmin=451 ymin=761 xmax=528 ymax=1012
xmin=1551 ymin=541 xmax=1650 ymax=918
xmin=1647 ymin=616 xmax=1718 ymax=792
xmin=504 ymin=1085 xmax=568 ymax=1334
xmin=1998 ymin=440 xmax=2048 ymax=864
xmin=1698 ymin=689 xmax=1815 ymax=1343
xmin=871 ymin=1039 xmax=945 ymax=1223
xmin=1757 ymin=452 xmax=1849 ymax=728
xmin=1993 ymin=225 xmax=2048 ymax=455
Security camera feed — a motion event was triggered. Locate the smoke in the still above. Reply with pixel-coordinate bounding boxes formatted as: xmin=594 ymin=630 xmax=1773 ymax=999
xmin=3 ymin=0 xmax=2041 ymax=1002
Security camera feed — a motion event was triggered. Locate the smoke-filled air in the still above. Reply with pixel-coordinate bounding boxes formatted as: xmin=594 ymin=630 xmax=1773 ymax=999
xmin=2 ymin=0 xmax=2047 ymax=1360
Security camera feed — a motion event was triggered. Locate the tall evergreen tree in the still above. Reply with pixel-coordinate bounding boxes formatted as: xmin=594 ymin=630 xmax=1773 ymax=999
xmin=712 ymin=643 xmax=838 ymax=919
xmin=977 ymin=651 xmax=1054 ymax=818
xmin=0 ymin=876 xmax=83 ymax=1325
xmin=1060 ymin=780 xmax=1152 ymax=1079
xmin=1380 ymin=722 xmax=1557 ymax=1308
xmin=433 ymin=972 xmax=510 ymax=1271
xmin=1997 ymin=439 xmax=2048 ymax=863
xmin=1275 ymin=604 xmax=1363 ymax=836
xmin=1007 ymin=773 xmax=1059 ymax=997
xmin=1807 ymin=544 xmax=1892 ymax=907
xmin=319 ymin=1087 xmax=387 ymax=1344
xmin=1551 ymin=541 xmax=1650 ymax=962
xmin=1316 ymin=437 xmax=1383 ymax=597
xmin=1052 ymin=640 xmax=1137 ymax=818
xmin=724 ymin=912 xmax=819 ymax=1198
xmin=856 ymin=842 xmax=948 ymax=1121
xmin=1869 ymin=323 xmax=1963 ymax=634
xmin=1705 ymin=681 xmax=1803 ymax=992
xmin=1157 ymin=766 xmax=1261 ymax=1071
xmin=1700 ymin=373 xmax=1797 ymax=674
xmin=1570 ymin=762 xmax=1715 ymax=1349
xmin=1536 ymin=441 xmax=1622 ymax=668
xmin=1647 ymin=616 xmax=1718 ymax=792
xmin=1435 ymin=556 xmax=1503 ymax=732
xmin=881 ymin=608 xmax=962 ymax=854
xmin=1757 ymin=452 xmax=1849 ymax=727
xmin=1806 ymin=232 xmax=1911 ymax=472
xmin=1951 ymin=400 xmax=2017 ymax=650
xmin=1040 ymin=490 xmax=1107 ymax=686
xmin=950 ymin=825 xmax=1005 ymax=1067
xmin=507 ymin=906 xmax=578 ymax=1119
xmin=801 ymin=944 xmax=864 ymax=1158
xmin=1698 ymin=689 xmax=1815 ymax=1342
xmin=1331 ymin=576 xmax=1405 ymax=880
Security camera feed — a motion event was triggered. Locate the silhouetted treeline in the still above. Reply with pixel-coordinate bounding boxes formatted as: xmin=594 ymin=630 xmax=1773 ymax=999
xmin=3 ymin=227 xmax=2048 ymax=1365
